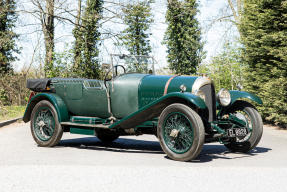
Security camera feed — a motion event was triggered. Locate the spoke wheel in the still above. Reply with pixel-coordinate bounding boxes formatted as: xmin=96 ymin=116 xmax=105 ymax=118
xmin=224 ymin=101 xmax=263 ymax=153
xmin=163 ymin=112 xmax=194 ymax=154
xmin=158 ymin=103 xmax=205 ymax=161
xmin=31 ymin=100 xmax=63 ymax=147
xmin=33 ymin=107 xmax=55 ymax=141
xmin=232 ymin=110 xmax=253 ymax=143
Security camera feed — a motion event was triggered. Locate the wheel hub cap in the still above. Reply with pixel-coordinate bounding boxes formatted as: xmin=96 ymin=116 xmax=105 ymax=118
xmin=170 ymin=129 xmax=179 ymax=138
xmin=37 ymin=121 xmax=46 ymax=128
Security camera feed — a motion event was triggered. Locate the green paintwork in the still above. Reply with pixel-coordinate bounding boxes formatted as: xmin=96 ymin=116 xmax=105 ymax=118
xmin=211 ymin=123 xmax=226 ymax=134
xmin=110 ymin=73 xmax=148 ymax=118
xmin=136 ymin=119 xmax=157 ymax=128
xmin=70 ymin=127 xmax=95 ymax=135
xmin=138 ymin=75 xmax=171 ymax=107
xmin=23 ymin=93 xmax=69 ymax=123
xmin=70 ymin=116 xmax=106 ymax=124
xmin=163 ymin=112 xmax=194 ymax=154
xmin=166 ymin=76 xmax=197 ymax=94
xmin=52 ymin=79 xmax=110 ymax=118
xmin=230 ymin=90 xmax=263 ymax=105
xmin=25 ymin=75 xmax=202 ymax=124
xmin=138 ymin=75 xmax=198 ymax=108
xmin=109 ymin=92 xmax=206 ymax=129
xmin=228 ymin=113 xmax=247 ymax=127
xmin=108 ymin=74 xmax=199 ymax=119
xmin=33 ymin=106 xmax=55 ymax=141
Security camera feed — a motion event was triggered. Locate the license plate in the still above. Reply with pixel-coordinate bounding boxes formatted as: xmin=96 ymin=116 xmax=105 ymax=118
xmin=227 ymin=128 xmax=248 ymax=137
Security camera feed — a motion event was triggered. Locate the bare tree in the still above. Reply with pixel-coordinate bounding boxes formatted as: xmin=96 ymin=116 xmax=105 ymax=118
xmin=227 ymin=0 xmax=242 ymax=35
xmin=73 ymin=0 xmax=82 ymax=69
xmin=32 ymin=0 xmax=55 ymax=77
xmin=203 ymin=0 xmax=243 ymax=39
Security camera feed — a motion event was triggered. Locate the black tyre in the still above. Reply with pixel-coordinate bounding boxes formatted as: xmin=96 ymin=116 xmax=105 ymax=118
xmin=30 ymin=100 xmax=63 ymax=147
xmin=157 ymin=103 xmax=205 ymax=161
xmin=224 ymin=101 xmax=263 ymax=153
xmin=96 ymin=129 xmax=119 ymax=143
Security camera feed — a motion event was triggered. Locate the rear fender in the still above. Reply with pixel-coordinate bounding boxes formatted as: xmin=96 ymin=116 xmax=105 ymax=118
xmin=109 ymin=92 xmax=206 ymax=129
xmin=23 ymin=93 xmax=69 ymax=123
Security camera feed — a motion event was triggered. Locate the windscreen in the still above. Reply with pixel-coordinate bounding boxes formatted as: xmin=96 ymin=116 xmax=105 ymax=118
xmin=110 ymin=54 xmax=155 ymax=75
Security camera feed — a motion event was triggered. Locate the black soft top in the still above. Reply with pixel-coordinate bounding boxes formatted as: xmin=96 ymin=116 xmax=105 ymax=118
xmin=26 ymin=78 xmax=51 ymax=92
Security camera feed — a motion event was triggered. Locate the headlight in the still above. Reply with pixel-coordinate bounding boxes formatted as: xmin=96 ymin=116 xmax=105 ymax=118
xmin=217 ymin=88 xmax=231 ymax=106
xmin=195 ymin=90 xmax=206 ymax=102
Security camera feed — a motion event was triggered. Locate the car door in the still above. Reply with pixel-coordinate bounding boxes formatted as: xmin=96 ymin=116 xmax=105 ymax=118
xmin=80 ymin=80 xmax=110 ymax=118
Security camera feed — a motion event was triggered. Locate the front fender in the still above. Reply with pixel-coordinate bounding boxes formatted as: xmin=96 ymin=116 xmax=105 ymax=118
xmin=230 ymin=90 xmax=263 ymax=105
xmin=109 ymin=92 xmax=206 ymax=129
xmin=23 ymin=93 xmax=69 ymax=123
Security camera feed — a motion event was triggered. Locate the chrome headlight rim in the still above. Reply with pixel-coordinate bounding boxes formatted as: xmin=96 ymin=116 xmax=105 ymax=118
xmin=217 ymin=88 xmax=231 ymax=106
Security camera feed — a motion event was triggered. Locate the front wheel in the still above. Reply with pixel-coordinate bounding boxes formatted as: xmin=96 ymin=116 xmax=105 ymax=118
xmin=157 ymin=103 xmax=205 ymax=161
xmin=30 ymin=100 xmax=63 ymax=147
xmin=224 ymin=101 xmax=263 ymax=153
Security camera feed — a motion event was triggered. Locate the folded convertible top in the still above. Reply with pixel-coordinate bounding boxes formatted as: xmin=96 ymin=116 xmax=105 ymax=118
xmin=26 ymin=78 xmax=51 ymax=92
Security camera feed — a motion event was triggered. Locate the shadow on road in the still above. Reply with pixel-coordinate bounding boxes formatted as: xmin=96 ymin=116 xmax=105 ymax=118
xmin=191 ymin=145 xmax=272 ymax=163
xmin=58 ymin=137 xmax=164 ymax=154
xmin=58 ymin=137 xmax=271 ymax=162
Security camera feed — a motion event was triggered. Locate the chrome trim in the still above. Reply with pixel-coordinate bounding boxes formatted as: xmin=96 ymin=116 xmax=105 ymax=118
xmin=217 ymin=88 xmax=231 ymax=106
xmin=192 ymin=77 xmax=213 ymax=94
xmin=180 ymin=84 xmax=186 ymax=93
xmin=61 ymin=122 xmax=109 ymax=129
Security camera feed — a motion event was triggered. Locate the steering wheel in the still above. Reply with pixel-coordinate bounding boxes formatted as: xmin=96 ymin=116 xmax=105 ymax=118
xmin=104 ymin=65 xmax=126 ymax=88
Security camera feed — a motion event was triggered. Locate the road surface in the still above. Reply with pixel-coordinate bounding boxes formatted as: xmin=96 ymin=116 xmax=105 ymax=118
xmin=0 ymin=122 xmax=286 ymax=192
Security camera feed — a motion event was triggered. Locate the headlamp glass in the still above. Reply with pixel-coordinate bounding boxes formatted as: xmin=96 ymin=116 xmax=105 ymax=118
xmin=217 ymin=88 xmax=231 ymax=106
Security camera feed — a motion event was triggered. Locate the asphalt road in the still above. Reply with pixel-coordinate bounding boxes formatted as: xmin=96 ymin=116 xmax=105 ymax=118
xmin=0 ymin=122 xmax=287 ymax=192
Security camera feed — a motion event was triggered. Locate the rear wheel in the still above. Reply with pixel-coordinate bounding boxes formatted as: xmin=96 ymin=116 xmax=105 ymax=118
xmin=224 ymin=101 xmax=263 ymax=152
xmin=30 ymin=100 xmax=63 ymax=147
xmin=96 ymin=129 xmax=119 ymax=143
xmin=157 ymin=103 xmax=205 ymax=161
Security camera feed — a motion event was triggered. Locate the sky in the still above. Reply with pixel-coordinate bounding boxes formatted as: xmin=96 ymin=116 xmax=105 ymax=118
xmin=12 ymin=0 xmax=238 ymax=72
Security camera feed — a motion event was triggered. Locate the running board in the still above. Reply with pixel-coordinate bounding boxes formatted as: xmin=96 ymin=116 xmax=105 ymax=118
xmin=60 ymin=122 xmax=110 ymax=129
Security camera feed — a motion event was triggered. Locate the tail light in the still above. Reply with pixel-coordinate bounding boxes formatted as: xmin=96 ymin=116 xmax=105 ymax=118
xmin=28 ymin=92 xmax=36 ymax=103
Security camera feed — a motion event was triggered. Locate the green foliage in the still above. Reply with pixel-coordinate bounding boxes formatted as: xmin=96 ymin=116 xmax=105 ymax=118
xmin=198 ymin=42 xmax=245 ymax=92
xmin=46 ymin=44 xmax=74 ymax=78
xmin=164 ymin=0 xmax=204 ymax=75
xmin=119 ymin=0 xmax=154 ymax=73
xmin=73 ymin=0 xmax=103 ymax=79
xmin=0 ymin=88 xmax=9 ymax=105
xmin=240 ymin=0 xmax=287 ymax=126
xmin=0 ymin=0 xmax=19 ymax=74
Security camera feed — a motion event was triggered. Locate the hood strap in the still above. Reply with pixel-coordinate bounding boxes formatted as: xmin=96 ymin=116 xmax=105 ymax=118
xmin=163 ymin=75 xmax=179 ymax=96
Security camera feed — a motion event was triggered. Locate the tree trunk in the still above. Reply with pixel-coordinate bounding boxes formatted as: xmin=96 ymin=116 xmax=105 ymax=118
xmin=73 ymin=0 xmax=82 ymax=69
xmin=227 ymin=0 xmax=243 ymax=38
xmin=41 ymin=0 xmax=54 ymax=77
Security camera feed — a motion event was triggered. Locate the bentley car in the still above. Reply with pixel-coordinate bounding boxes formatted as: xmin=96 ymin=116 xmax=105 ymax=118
xmin=23 ymin=64 xmax=263 ymax=161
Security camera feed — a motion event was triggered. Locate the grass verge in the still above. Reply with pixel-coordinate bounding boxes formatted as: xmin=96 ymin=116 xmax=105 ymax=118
xmin=0 ymin=106 xmax=25 ymax=121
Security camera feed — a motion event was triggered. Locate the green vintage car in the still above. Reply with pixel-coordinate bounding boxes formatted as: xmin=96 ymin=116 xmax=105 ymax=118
xmin=23 ymin=65 xmax=263 ymax=161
